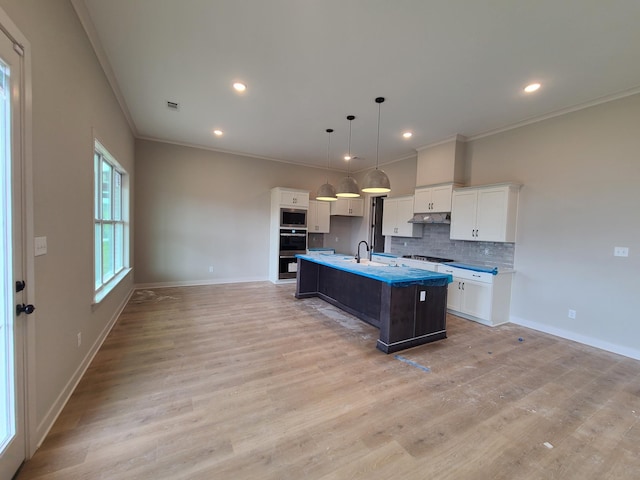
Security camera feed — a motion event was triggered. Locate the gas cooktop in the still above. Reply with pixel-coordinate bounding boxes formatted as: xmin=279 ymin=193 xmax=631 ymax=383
xmin=402 ymin=254 xmax=454 ymax=263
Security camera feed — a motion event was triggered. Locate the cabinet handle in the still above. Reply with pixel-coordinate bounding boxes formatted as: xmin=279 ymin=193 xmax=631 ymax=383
xmin=461 ymin=282 xmax=465 ymax=290
xmin=458 ymin=282 xmax=461 ymax=290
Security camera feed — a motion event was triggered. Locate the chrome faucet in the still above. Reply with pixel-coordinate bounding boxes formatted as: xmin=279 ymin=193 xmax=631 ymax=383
xmin=356 ymin=240 xmax=370 ymax=263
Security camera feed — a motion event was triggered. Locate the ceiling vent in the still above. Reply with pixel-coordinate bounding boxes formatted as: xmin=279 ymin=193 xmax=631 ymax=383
xmin=166 ymin=101 xmax=179 ymax=110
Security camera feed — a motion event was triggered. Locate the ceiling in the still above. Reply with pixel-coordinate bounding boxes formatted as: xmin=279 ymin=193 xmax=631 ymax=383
xmin=73 ymin=0 xmax=640 ymax=172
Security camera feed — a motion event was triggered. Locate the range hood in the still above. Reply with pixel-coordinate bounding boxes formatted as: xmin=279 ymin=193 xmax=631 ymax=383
xmin=408 ymin=213 xmax=451 ymax=224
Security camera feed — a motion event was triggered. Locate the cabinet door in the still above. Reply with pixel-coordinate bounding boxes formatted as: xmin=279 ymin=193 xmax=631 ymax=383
xmin=348 ymin=198 xmax=364 ymax=216
xmin=476 ymin=188 xmax=507 ymax=242
xmin=460 ymin=280 xmax=492 ymax=320
xmin=447 ymin=279 xmax=463 ymax=310
xmin=315 ymin=201 xmax=330 ymax=232
xmin=430 ymin=184 xmax=453 ymax=212
xmin=413 ymin=188 xmax=431 ymax=212
xmin=395 ymin=197 xmax=418 ymax=237
xmin=308 ymin=201 xmax=318 ymax=231
xmin=280 ymin=191 xmax=309 ymax=208
xmin=381 ymin=198 xmax=397 ymax=236
xmin=330 ymin=198 xmax=350 ymax=216
xmin=308 ymin=201 xmax=330 ymax=233
xmin=450 ymin=190 xmax=477 ymax=240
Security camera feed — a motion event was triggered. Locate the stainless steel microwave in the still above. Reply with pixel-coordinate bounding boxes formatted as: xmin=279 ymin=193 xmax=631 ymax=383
xmin=280 ymin=208 xmax=307 ymax=228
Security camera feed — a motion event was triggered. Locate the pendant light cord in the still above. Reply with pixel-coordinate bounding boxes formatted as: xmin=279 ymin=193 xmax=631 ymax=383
xmin=375 ymin=98 xmax=383 ymax=171
xmin=346 ymin=115 xmax=355 ymax=177
xmin=326 ymin=128 xmax=333 ymax=182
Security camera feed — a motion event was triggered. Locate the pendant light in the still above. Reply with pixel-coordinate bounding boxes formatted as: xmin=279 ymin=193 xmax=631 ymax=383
xmin=336 ymin=115 xmax=361 ymax=198
xmin=361 ymin=97 xmax=391 ymax=194
xmin=316 ymin=128 xmax=338 ymax=201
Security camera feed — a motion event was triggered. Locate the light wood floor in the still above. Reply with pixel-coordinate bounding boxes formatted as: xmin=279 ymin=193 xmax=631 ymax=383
xmin=15 ymin=282 xmax=640 ymax=479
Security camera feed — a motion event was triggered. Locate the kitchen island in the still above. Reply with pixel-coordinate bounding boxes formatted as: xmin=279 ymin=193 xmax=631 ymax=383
xmin=295 ymin=253 xmax=453 ymax=353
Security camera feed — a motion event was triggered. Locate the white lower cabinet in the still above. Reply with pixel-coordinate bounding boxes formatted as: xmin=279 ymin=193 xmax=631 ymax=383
xmin=438 ymin=265 xmax=514 ymax=326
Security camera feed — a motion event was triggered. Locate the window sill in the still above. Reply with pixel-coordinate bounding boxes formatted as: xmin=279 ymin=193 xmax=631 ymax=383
xmin=93 ymin=268 xmax=132 ymax=305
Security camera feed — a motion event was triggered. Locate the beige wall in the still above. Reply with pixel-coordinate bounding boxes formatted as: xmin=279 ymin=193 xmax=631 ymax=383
xmin=466 ymin=94 xmax=640 ymax=357
xmin=0 ymin=0 xmax=135 ymax=445
xmin=134 ymin=139 xmax=344 ymax=284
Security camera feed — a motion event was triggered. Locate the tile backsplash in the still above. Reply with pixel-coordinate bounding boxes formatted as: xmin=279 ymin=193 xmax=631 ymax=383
xmin=389 ymin=224 xmax=515 ymax=269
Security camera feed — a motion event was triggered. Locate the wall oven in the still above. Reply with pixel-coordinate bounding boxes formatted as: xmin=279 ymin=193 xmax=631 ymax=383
xmin=280 ymin=208 xmax=307 ymax=228
xmin=279 ymin=228 xmax=307 ymax=279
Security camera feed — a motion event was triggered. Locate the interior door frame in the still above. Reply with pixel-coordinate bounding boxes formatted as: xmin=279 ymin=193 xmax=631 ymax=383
xmin=0 ymin=6 xmax=36 ymax=460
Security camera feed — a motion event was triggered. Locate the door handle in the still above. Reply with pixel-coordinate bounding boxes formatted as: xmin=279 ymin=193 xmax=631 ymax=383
xmin=16 ymin=303 xmax=36 ymax=316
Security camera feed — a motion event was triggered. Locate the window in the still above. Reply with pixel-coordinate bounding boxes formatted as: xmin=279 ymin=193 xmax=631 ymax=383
xmin=94 ymin=140 xmax=129 ymax=302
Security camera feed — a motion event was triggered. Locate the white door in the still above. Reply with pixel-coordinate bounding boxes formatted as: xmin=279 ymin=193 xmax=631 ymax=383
xmin=0 ymin=27 xmax=26 ymax=479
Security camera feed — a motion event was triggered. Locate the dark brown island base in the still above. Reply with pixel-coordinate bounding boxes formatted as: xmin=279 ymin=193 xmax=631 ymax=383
xmin=295 ymin=254 xmax=453 ymax=353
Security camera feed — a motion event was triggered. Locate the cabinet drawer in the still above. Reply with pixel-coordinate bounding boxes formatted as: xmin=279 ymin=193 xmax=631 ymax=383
xmin=438 ymin=265 xmax=493 ymax=283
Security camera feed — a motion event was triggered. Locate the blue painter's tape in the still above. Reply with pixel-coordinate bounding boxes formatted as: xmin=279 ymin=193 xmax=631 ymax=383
xmin=394 ymin=355 xmax=431 ymax=373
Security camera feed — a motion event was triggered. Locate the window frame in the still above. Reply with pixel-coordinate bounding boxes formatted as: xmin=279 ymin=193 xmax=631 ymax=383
xmin=93 ymin=139 xmax=130 ymax=304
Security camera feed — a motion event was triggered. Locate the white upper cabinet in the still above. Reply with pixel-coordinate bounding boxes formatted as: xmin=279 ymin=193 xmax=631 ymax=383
xmin=450 ymin=183 xmax=521 ymax=242
xmin=308 ymin=200 xmax=331 ymax=233
xmin=277 ymin=188 xmax=309 ymax=208
xmin=330 ymin=198 xmax=364 ymax=217
xmin=414 ymin=184 xmax=456 ymax=213
xmin=382 ymin=196 xmax=422 ymax=238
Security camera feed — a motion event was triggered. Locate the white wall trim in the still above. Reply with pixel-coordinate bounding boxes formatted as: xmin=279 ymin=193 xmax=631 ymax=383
xmin=33 ymin=287 xmax=135 ymax=450
xmin=135 ymin=276 xmax=269 ymax=290
xmin=510 ymin=315 xmax=640 ymax=361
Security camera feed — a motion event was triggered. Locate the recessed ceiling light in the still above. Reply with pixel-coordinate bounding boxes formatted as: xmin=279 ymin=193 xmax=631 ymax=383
xmin=213 ymin=129 xmax=223 ymax=136
xmin=344 ymin=155 xmax=352 ymax=161
xmin=233 ymin=82 xmax=247 ymax=92
xmin=402 ymin=132 xmax=413 ymax=139
xmin=524 ymin=83 xmax=541 ymax=93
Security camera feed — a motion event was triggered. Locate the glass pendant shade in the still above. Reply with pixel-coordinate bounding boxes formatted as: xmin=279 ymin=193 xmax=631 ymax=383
xmin=361 ymin=168 xmax=391 ymax=193
xmin=317 ymin=182 xmax=338 ymax=201
xmin=336 ymin=176 xmax=360 ymax=198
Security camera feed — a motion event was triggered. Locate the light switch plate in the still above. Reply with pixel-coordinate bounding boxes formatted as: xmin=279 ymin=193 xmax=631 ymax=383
xmin=34 ymin=236 xmax=47 ymax=256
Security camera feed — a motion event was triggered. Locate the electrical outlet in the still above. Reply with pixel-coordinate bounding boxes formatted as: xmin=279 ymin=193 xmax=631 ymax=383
xmin=209 ymin=266 xmax=214 ymax=273
xmin=77 ymin=332 xmax=82 ymax=347
xmin=568 ymin=309 xmax=576 ymax=319
xmin=614 ymin=246 xmax=629 ymax=257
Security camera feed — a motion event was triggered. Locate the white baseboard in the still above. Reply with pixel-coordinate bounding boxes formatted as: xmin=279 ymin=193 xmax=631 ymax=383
xmin=510 ymin=315 xmax=640 ymax=361
xmin=33 ymin=287 xmax=135 ymax=451
xmin=134 ymin=276 xmax=268 ymax=290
